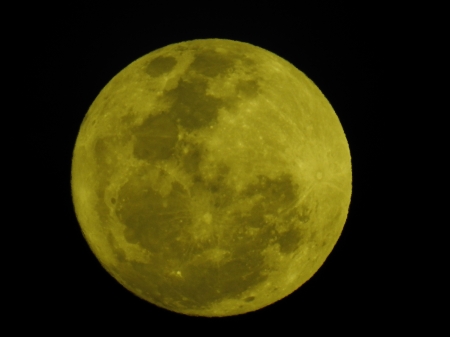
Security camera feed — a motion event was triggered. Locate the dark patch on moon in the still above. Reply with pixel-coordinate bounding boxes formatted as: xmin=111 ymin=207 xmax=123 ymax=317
xmin=179 ymin=142 xmax=204 ymax=180
xmin=204 ymin=163 xmax=233 ymax=208
xmin=178 ymin=137 xmax=234 ymax=209
xmin=206 ymin=163 xmax=230 ymax=190
xmin=120 ymin=113 xmax=135 ymax=126
xmin=132 ymin=113 xmax=178 ymax=161
xmin=164 ymin=254 xmax=268 ymax=309
xmin=166 ymin=77 xmax=223 ymax=131
xmin=236 ymin=79 xmax=260 ymax=98
xmin=277 ymin=228 xmax=303 ymax=254
xmin=146 ymin=56 xmax=177 ymax=77
xmin=243 ymin=174 xmax=298 ymax=214
xmin=244 ymin=296 xmax=255 ymax=302
xmin=236 ymin=174 xmax=305 ymax=254
xmin=123 ymin=260 xmax=168 ymax=307
xmin=115 ymin=218 xmax=269 ymax=312
xmin=116 ymin=178 xmax=191 ymax=256
xmin=189 ymin=49 xmax=235 ymax=77
xmin=217 ymin=256 xmax=268 ymax=297
xmin=94 ymin=137 xmax=109 ymax=166
xmin=238 ymin=203 xmax=267 ymax=229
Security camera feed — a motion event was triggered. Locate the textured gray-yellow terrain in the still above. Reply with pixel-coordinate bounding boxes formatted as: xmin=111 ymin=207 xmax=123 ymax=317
xmin=71 ymin=39 xmax=352 ymax=316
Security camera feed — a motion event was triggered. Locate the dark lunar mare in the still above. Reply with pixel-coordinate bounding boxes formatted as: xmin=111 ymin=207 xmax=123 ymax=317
xmin=146 ymin=56 xmax=177 ymax=77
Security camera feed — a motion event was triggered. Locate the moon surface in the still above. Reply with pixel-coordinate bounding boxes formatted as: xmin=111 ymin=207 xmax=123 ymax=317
xmin=71 ymin=39 xmax=352 ymax=316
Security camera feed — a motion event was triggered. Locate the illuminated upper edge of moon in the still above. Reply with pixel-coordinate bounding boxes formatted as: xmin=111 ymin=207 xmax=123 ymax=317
xmin=71 ymin=38 xmax=352 ymax=316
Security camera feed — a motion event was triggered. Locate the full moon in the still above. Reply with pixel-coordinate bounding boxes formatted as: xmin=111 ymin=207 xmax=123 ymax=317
xmin=71 ymin=39 xmax=352 ymax=316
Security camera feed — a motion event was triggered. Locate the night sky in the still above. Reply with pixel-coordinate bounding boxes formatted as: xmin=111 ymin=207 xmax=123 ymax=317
xmin=21 ymin=3 xmax=410 ymax=332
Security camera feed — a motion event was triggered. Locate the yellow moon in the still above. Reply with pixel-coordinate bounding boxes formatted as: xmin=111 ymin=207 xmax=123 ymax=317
xmin=71 ymin=39 xmax=352 ymax=317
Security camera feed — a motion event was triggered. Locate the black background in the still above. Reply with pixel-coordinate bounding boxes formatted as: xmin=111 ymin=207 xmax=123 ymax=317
xmin=21 ymin=3 xmax=414 ymax=332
